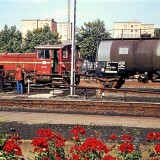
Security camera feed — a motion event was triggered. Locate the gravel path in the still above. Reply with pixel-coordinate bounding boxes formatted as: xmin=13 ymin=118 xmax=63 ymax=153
xmin=1 ymin=121 xmax=160 ymax=145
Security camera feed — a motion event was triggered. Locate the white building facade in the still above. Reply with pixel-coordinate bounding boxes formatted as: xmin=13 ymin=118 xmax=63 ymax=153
xmin=113 ymin=20 xmax=154 ymax=38
xmin=21 ymin=19 xmax=71 ymax=43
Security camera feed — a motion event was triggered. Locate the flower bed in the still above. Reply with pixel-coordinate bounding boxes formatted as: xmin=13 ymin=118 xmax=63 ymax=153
xmin=0 ymin=125 xmax=160 ymax=160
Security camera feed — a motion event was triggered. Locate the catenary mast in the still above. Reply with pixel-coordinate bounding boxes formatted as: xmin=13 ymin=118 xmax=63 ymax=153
xmin=70 ymin=0 xmax=76 ymax=95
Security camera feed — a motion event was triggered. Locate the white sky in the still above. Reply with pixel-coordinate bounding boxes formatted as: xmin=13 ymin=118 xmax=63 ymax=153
xmin=0 ymin=0 xmax=160 ymax=31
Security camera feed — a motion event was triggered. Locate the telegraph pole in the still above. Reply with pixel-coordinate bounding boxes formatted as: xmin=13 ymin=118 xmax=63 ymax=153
xmin=70 ymin=0 xmax=76 ymax=96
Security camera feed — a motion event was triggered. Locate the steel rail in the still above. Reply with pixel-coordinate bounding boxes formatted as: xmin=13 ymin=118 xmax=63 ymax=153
xmin=0 ymin=97 xmax=159 ymax=117
xmin=30 ymin=82 xmax=160 ymax=94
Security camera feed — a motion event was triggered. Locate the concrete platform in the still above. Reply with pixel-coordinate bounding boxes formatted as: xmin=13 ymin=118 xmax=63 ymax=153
xmin=0 ymin=111 xmax=159 ymax=128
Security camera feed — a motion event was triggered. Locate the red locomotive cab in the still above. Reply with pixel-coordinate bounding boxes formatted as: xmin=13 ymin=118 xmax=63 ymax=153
xmin=0 ymin=44 xmax=82 ymax=88
xmin=35 ymin=44 xmax=81 ymax=85
xmin=35 ymin=47 xmax=52 ymax=82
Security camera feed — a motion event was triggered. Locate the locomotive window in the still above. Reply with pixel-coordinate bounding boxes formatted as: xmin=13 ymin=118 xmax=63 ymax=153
xmin=38 ymin=50 xmax=44 ymax=59
xmin=38 ymin=49 xmax=50 ymax=59
xmin=45 ymin=50 xmax=50 ymax=59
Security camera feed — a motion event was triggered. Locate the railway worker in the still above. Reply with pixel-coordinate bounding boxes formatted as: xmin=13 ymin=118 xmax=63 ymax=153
xmin=15 ymin=65 xmax=24 ymax=94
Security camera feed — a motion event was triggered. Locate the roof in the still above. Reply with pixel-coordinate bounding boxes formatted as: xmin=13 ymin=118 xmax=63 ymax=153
xmin=35 ymin=43 xmax=80 ymax=49
xmin=35 ymin=43 xmax=71 ymax=49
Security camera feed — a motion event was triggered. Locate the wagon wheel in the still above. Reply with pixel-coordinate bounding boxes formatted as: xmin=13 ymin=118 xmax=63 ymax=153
xmin=151 ymin=73 xmax=159 ymax=82
xmin=75 ymin=74 xmax=80 ymax=85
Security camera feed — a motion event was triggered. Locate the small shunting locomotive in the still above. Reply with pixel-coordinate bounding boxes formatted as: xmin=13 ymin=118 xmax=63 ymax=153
xmin=0 ymin=44 xmax=83 ymax=88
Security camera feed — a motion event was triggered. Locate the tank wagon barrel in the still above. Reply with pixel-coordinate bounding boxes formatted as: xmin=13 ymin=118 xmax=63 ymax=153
xmin=93 ymin=38 xmax=160 ymax=88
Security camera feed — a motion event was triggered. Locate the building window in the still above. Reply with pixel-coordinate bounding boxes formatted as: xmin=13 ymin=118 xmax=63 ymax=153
xmin=134 ymin=25 xmax=138 ymax=28
xmin=131 ymin=30 xmax=133 ymax=32
xmin=131 ymin=25 xmax=133 ymax=27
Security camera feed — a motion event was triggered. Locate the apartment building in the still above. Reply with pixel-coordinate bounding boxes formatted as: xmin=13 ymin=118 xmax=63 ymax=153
xmin=57 ymin=22 xmax=72 ymax=43
xmin=113 ymin=20 xmax=154 ymax=38
xmin=21 ymin=19 xmax=57 ymax=37
xmin=21 ymin=19 xmax=71 ymax=43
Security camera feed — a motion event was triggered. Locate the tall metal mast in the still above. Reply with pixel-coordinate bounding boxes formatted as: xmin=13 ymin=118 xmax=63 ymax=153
xmin=70 ymin=0 xmax=76 ymax=96
xmin=68 ymin=0 xmax=70 ymax=42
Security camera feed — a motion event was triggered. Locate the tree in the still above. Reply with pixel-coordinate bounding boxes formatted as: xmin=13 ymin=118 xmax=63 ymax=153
xmin=76 ymin=19 xmax=110 ymax=59
xmin=0 ymin=25 xmax=23 ymax=53
xmin=22 ymin=25 xmax=61 ymax=53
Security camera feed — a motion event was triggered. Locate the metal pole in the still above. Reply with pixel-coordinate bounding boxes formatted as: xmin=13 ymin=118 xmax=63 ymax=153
xmin=70 ymin=0 xmax=76 ymax=96
xmin=68 ymin=0 xmax=71 ymax=43
xmin=27 ymin=79 xmax=30 ymax=94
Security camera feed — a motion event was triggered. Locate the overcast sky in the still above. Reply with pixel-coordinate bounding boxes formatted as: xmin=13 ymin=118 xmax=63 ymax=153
xmin=0 ymin=0 xmax=160 ymax=31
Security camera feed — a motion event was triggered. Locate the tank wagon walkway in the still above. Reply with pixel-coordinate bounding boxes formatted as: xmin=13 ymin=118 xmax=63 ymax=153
xmin=0 ymin=111 xmax=160 ymax=129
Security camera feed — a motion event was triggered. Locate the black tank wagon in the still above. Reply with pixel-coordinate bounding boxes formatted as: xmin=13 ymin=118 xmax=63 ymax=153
xmin=95 ymin=38 xmax=160 ymax=88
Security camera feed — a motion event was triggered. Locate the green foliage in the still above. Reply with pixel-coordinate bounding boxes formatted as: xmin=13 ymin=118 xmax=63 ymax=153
xmin=0 ymin=121 xmax=7 ymax=150
xmin=0 ymin=122 xmax=7 ymax=160
xmin=0 ymin=25 xmax=61 ymax=53
xmin=0 ymin=25 xmax=23 ymax=53
xmin=22 ymin=25 xmax=61 ymax=53
xmin=76 ymin=19 xmax=110 ymax=59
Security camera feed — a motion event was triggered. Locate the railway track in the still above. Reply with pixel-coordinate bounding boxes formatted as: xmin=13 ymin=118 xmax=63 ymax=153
xmin=0 ymin=94 xmax=160 ymax=117
xmin=0 ymin=80 xmax=160 ymax=117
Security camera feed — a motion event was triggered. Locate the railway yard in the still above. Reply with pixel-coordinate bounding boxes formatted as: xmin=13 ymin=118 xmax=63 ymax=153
xmin=0 ymin=79 xmax=160 ymax=117
xmin=1 ymin=78 xmax=160 ymax=122
xmin=0 ymin=80 xmax=160 ymax=137
xmin=0 ymin=79 xmax=160 ymax=160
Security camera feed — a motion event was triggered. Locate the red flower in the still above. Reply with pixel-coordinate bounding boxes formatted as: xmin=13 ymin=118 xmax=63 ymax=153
xmin=80 ymin=137 xmax=109 ymax=153
xmin=154 ymin=143 xmax=160 ymax=153
xmin=72 ymin=154 xmax=80 ymax=160
xmin=70 ymin=126 xmax=86 ymax=135
xmin=121 ymin=134 xmax=132 ymax=141
xmin=2 ymin=139 xmax=22 ymax=155
xmin=119 ymin=142 xmax=134 ymax=153
xmin=52 ymin=132 xmax=66 ymax=147
xmin=109 ymin=134 xmax=117 ymax=141
xmin=147 ymin=132 xmax=159 ymax=140
xmin=103 ymin=155 xmax=117 ymax=160
xmin=70 ymin=126 xmax=86 ymax=141
xmin=32 ymin=137 xmax=49 ymax=152
xmin=36 ymin=128 xmax=53 ymax=139
xmin=7 ymin=134 xmax=21 ymax=142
